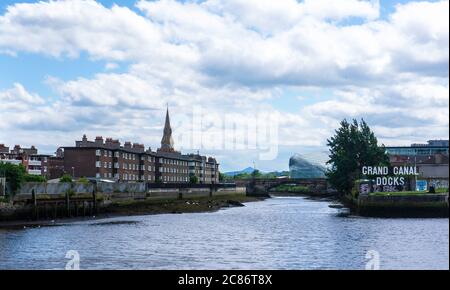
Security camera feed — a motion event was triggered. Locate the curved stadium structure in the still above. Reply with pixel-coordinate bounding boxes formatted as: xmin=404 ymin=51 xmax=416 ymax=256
xmin=289 ymin=153 xmax=327 ymax=179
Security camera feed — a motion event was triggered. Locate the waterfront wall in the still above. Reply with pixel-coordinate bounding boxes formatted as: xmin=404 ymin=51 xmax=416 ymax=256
xmin=16 ymin=182 xmax=245 ymax=196
xmin=1 ymin=182 xmax=246 ymax=221
xmin=356 ymin=193 xmax=449 ymax=217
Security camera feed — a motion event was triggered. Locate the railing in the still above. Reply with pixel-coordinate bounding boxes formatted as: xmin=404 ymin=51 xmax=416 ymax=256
xmin=27 ymin=169 xmax=42 ymax=175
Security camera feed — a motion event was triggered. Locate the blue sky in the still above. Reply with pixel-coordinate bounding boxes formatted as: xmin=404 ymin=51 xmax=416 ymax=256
xmin=0 ymin=0 xmax=448 ymax=172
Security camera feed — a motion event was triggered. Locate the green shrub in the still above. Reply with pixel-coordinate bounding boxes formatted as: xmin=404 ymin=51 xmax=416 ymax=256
xmin=436 ymin=188 xmax=449 ymax=193
xmin=60 ymin=174 xmax=73 ymax=183
xmin=272 ymin=184 xmax=310 ymax=193
xmin=0 ymin=162 xmax=26 ymax=195
xmin=190 ymin=175 xmax=199 ymax=184
xmin=78 ymin=177 xmax=89 ymax=185
xmin=24 ymin=174 xmax=47 ymax=183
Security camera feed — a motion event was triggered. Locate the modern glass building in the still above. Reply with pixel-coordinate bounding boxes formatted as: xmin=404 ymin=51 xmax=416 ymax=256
xmin=385 ymin=140 xmax=449 ymax=156
xmin=289 ymin=154 xmax=327 ymax=179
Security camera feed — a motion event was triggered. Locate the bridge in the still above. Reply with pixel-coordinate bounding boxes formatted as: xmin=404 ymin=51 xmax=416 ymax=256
xmin=234 ymin=178 xmax=331 ymax=196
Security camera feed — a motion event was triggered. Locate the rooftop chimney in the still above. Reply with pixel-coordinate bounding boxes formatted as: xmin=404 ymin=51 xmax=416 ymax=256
xmin=95 ymin=136 xmax=104 ymax=145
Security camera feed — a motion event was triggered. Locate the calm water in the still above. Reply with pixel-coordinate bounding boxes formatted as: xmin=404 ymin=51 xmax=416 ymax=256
xmin=0 ymin=197 xmax=448 ymax=270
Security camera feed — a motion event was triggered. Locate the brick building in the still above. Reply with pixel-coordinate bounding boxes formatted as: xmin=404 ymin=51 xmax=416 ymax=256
xmin=62 ymin=108 xmax=220 ymax=184
xmin=386 ymin=140 xmax=449 ymax=189
xmin=0 ymin=144 xmax=50 ymax=177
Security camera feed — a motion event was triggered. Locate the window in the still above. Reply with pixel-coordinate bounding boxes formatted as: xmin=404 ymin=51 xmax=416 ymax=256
xmin=115 ymin=152 xmax=119 ymax=158
xmin=109 ymin=162 xmax=112 ymax=169
xmin=96 ymin=149 xmax=101 ymax=156
xmin=96 ymin=173 xmax=101 ymax=178
xmin=96 ymin=161 xmax=101 ymax=168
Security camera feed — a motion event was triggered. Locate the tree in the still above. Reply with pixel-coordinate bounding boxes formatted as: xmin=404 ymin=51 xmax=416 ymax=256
xmin=24 ymin=174 xmax=47 ymax=183
xmin=59 ymin=174 xmax=73 ymax=183
xmin=219 ymin=172 xmax=226 ymax=182
xmin=78 ymin=177 xmax=89 ymax=185
xmin=189 ymin=175 xmax=199 ymax=184
xmin=326 ymin=119 xmax=388 ymax=196
xmin=0 ymin=162 xmax=26 ymax=195
xmin=251 ymin=170 xmax=264 ymax=179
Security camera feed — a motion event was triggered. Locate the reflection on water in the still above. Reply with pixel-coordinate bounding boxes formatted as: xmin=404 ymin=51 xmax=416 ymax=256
xmin=0 ymin=196 xmax=448 ymax=270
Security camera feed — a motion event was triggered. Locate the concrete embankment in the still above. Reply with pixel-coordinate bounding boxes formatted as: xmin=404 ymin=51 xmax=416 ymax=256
xmin=0 ymin=182 xmax=251 ymax=223
xmin=352 ymin=193 xmax=449 ymax=218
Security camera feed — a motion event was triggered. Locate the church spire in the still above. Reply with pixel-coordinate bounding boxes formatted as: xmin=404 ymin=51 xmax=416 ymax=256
xmin=159 ymin=105 xmax=175 ymax=153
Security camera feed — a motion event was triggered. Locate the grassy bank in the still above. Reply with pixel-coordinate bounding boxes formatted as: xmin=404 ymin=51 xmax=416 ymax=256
xmin=370 ymin=189 xmax=449 ymax=196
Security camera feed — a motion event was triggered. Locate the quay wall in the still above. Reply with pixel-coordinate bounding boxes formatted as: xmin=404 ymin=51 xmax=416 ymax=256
xmin=1 ymin=182 xmax=246 ymax=221
xmin=356 ymin=193 xmax=449 ymax=217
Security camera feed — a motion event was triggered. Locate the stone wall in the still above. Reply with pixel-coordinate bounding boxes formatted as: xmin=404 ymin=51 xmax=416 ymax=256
xmin=14 ymin=182 xmax=246 ymax=202
xmin=356 ymin=193 xmax=449 ymax=217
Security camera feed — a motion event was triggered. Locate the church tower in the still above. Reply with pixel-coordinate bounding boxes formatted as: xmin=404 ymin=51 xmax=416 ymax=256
xmin=158 ymin=106 xmax=176 ymax=153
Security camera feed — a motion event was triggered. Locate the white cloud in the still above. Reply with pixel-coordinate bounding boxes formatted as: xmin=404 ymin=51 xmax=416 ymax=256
xmin=0 ymin=0 xmax=448 ymax=170
xmin=0 ymin=83 xmax=45 ymax=110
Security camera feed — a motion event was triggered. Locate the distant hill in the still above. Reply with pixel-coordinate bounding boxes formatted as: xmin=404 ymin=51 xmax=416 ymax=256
xmin=224 ymin=167 xmax=256 ymax=177
xmin=224 ymin=167 xmax=290 ymax=178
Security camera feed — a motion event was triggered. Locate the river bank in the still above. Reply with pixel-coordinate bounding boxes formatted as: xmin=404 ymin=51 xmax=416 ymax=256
xmin=0 ymin=194 xmax=266 ymax=229
xmin=341 ymin=192 xmax=449 ymax=218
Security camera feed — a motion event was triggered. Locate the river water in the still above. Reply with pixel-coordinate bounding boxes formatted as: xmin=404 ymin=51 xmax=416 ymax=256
xmin=0 ymin=196 xmax=448 ymax=270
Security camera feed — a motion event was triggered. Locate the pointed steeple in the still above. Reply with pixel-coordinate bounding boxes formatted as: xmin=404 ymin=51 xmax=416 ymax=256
xmin=159 ymin=105 xmax=175 ymax=153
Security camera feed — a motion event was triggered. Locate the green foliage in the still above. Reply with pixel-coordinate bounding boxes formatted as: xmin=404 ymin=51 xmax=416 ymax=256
xmin=78 ymin=177 xmax=89 ymax=185
xmin=370 ymin=191 xmax=428 ymax=196
xmin=59 ymin=174 xmax=73 ymax=183
xmin=272 ymin=184 xmax=310 ymax=193
xmin=190 ymin=175 xmax=199 ymax=184
xmin=24 ymin=174 xmax=47 ymax=183
xmin=326 ymin=119 xmax=388 ymax=196
xmin=231 ymin=169 xmax=289 ymax=180
xmin=219 ymin=172 xmax=226 ymax=182
xmin=0 ymin=162 xmax=26 ymax=195
xmin=436 ymin=188 xmax=449 ymax=193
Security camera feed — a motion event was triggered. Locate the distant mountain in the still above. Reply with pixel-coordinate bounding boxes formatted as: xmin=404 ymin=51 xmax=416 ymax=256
xmin=224 ymin=167 xmax=256 ymax=177
xmin=224 ymin=167 xmax=290 ymax=177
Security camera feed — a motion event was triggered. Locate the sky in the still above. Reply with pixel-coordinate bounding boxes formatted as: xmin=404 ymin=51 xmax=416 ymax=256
xmin=0 ymin=0 xmax=448 ymax=172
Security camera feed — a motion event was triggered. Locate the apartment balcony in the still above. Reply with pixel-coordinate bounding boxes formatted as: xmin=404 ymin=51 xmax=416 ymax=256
xmin=28 ymin=169 xmax=42 ymax=175
xmin=28 ymin=160 xmax=42 ymax=166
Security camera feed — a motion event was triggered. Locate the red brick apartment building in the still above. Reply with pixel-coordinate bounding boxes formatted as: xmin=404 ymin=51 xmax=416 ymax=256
xmin=0 ymin=144 xmax=51 ymax=177
xmin=62 ymin=108 xmax=220 ymax=184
